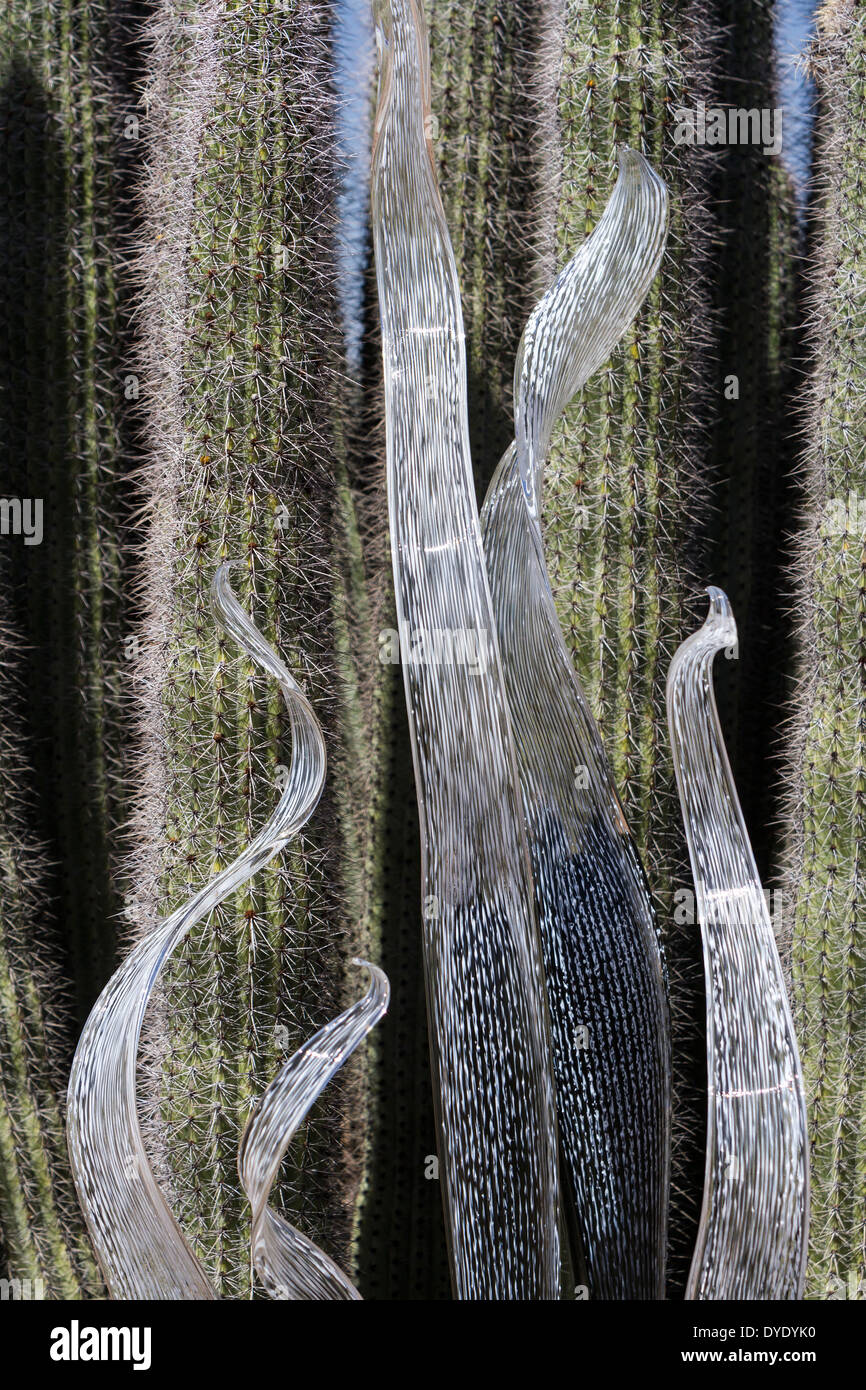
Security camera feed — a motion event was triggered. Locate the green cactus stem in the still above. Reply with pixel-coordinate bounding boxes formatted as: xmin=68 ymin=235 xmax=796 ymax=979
xmin=130 ymin=0 xmax=371 ymax=1298
xmin=0 ymin=0 xmax=141 ymax=1028
xmin=0 ymin=620 xmax=102 ymax=1296
xmin=784 ymin=0 xmax=866 ymax=1302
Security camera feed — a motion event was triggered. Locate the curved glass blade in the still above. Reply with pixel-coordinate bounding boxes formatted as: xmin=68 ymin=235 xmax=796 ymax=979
xmin=480 ymin=150 xmax=671 ymax=1299
xmin=239 ymin=960 xmax=389 ymax=1300
xmin=371 ymin=0 xmax=560 ymax=1298
xmin=515 ymin=146 xmax=669 ymax=516
xmin=667 ymin=588 xmax=809 ymax=1300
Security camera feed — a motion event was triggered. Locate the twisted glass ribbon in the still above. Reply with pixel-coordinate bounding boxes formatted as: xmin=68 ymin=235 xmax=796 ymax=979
xmin=238 ymin=959 xmax=389 ymax=1300
xmin=667 ymin=589 xmax=809 ymax=1299
xmin=479 ymin=149 xmax=671 ymax=1298
xmin=67 ymin=565 xmax=385 ymax=1299
xmin=372 ymin=0 xmax=671 ymax=1297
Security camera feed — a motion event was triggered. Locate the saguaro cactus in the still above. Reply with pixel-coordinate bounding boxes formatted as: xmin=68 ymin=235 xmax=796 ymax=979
xmin=130 ymin=0 xmax=368 ymax=1297
xmin=0 ymin=622 xmax=102 ymax=1296
xmin=0 ymin=0 xmax=832 ymax=1304
xmin=704 ymin=0 xmax=801 ymax=877
xmin=0 ymin=0 xmax=140 ymax=1026
xmin=784 ymin=0 xmax=866 ymax=1302
xmin=0 ymin=0 xmax=140 ymax=1294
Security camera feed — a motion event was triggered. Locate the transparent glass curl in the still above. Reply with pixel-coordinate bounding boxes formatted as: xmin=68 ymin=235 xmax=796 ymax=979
xmin=667 ymin=589 xmax=809 ymax=1300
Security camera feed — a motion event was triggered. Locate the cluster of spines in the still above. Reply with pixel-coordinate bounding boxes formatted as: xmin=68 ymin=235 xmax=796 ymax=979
xmin=783 ymin=0 xmax=866 ymax=1302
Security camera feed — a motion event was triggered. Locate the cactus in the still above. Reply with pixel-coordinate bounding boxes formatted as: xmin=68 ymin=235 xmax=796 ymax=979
xmin=784 ymin=0 xmax=866 ymax=1302
xmin=0 ymin=619 xmax=103 ymax=1297
xmin=425 ymin=0 xmax=558 ymax=495
xmin=129 ymin=0 xmax=372 ymax=1298
xmin=0 ymin=0 xmax=846 ymax=1305
xmin=0 ymin=0 xmax=141 ymax=1027
xmin=703 ymin=3 xmax=802 ymax=880
xmin=0 ymin=0 xmax=141 ymax=1293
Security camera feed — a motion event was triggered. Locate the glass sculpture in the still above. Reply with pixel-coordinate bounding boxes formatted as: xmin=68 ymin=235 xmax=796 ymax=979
xmin=667 ymin=589 xmax=809 ymax=1299
xmin=67 ymin=565 xmax=386 ymax=1298
xmin=62 ymin=1 xmax=810 ymax=1305
xmin=372 ymin=0 xmax=671 ymax=1297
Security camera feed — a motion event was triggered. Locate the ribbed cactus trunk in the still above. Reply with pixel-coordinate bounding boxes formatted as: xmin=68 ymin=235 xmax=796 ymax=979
xmin=0 ymin=623 xmax=103 ymax=1296
xmin=784 ymin=0 xmax=866 ymax=1302
xmin=0 ymin=0 xmax=139 ymax=1026
xmin=704 ymin=1 xmax=801 ymax=881
xmin=0 ymin=0 xmax=831 ymax=1304
xmin=0 ymin=0 xmax=141 ymax=1294
xmin=130 ymin=0 xmax=372 ymax=1298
